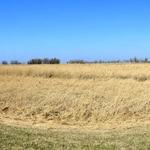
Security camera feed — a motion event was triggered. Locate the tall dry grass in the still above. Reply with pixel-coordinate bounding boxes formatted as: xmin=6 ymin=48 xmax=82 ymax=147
xmin=0 ymin=64 xmax=150 ymax=81
xmin=0 ymin=64 xmax=150 ymax=127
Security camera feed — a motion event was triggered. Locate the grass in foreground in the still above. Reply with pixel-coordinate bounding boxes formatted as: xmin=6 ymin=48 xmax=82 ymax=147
xmin=0 ymin=124 xmax=150 ymax=150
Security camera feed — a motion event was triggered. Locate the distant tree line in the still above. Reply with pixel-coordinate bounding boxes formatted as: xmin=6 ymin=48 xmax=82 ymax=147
xmin=0 ymin=58 xmax=60 ymax=65
xmin=27 ymin=58 xmax=60 ymax=64
xmin=67 ymin=60 xmax=86 ymax=64
xmin=1 ymin=57 xmax=150 ymax=65
xmin=1 ymin=60 xmax=22 ymax=65
xmin=67 ymin=57 xmax=150 ymax=64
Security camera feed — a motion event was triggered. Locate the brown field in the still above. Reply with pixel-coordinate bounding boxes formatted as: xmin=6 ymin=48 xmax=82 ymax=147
xmin=1 ymin=64 xmax=150 ymax=130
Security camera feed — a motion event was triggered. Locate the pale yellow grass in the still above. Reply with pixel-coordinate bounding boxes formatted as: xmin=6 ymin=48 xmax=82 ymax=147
xmin=0 ymin=64 xmax=150 ymax=129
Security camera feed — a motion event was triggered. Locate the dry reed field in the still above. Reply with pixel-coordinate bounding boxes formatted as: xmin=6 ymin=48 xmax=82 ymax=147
xmin=1 ymin=64 xmax=150 ymax=130
xmin=1 ymin=64 xmax=150 ymax=149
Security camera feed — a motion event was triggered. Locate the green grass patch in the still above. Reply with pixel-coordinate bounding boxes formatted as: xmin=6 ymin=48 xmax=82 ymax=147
xmin=0 ymin=124 xmax=150 ymax=150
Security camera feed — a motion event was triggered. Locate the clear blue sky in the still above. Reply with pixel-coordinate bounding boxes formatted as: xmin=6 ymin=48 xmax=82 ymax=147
xmin=1 ymin=0 xmax=150 ymax=62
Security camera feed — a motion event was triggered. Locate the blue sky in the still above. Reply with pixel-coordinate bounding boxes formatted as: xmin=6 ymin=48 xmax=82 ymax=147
xmin=1 ymin=0 xmax=150 ymax=62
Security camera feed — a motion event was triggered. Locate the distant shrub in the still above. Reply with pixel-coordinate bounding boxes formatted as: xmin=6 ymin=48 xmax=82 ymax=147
xmin=105 ymin=60 xmax=121 ymax=63
xmin=144 ymin=58 xmax=148 ymax=63
xmin=10 ymin=60 xmax=22 ymax=65
xmin=42 ymin=58 xmax=50 ymax=64
xmin=67 ymin=60 xmax=86 ymax=64
xmin=2 ymin=61 xmax=8 ymax=65
xmin=27 ymin=59 xmax=42 ymax=64
xmin=27 ymin=58 xmax=60 ymax=64
xmin=129 ymin=57 xmax=150 ymax=63
xmin=49 ymin=58 xmax=60 ymax=64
